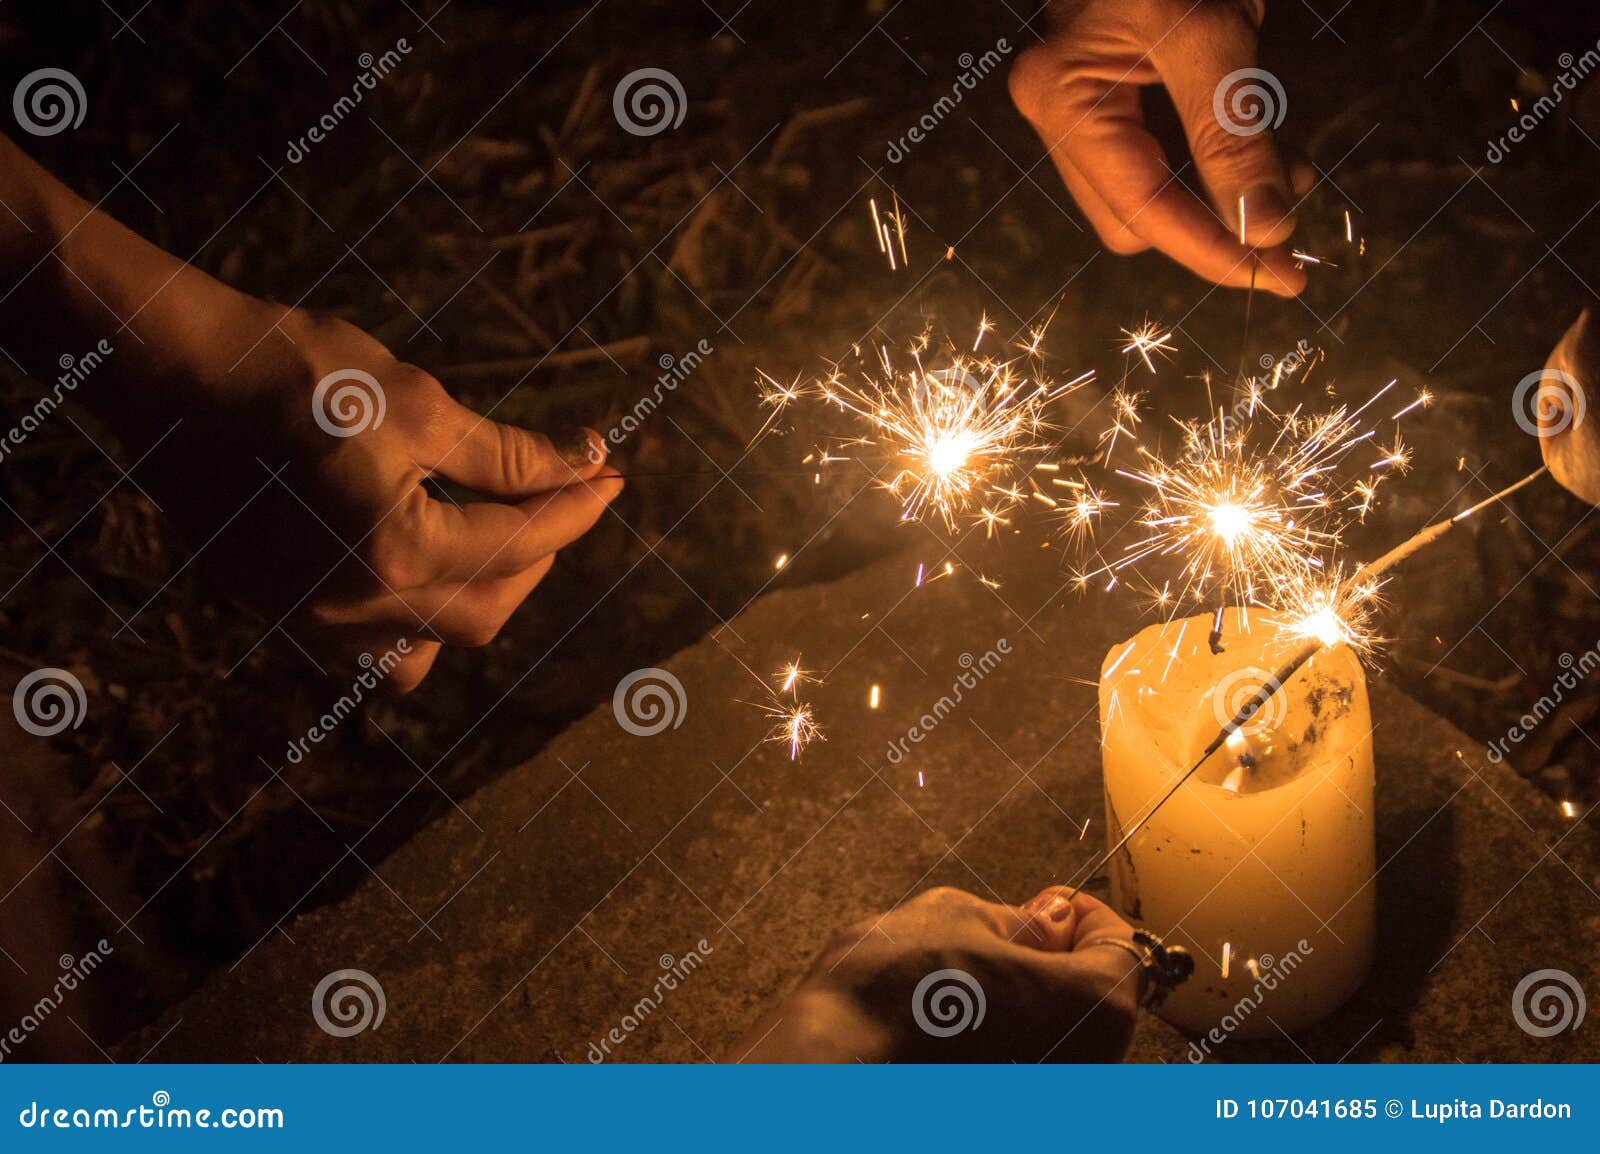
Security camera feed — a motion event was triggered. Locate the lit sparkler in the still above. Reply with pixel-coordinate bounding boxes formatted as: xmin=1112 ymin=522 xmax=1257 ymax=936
xmin=1069 ymin=337 xmax=1434 ymax=648
xmin=756 ymin=319 xmax=1093 ymax=532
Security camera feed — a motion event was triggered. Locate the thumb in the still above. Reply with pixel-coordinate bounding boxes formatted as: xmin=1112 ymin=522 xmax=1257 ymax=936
xmin=1535 ymin=307 xmax=1600 ymax=505
xmin=431 ymin=399 xmax=610 ymax=498
xmin=1152 ymin=5 xmax=1295 ymax=247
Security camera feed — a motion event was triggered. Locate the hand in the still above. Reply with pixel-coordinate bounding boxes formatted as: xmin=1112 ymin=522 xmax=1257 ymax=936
xmin=132 ymin=303 xmax=622 ymax=693
xmin=0 ymin=135 xmax=622 ymax=693
xmin=1009 ymin=0 xmax=1309 ymax=296
xmin=1536 ymin=307 xmax=1600 ymax=506
xmin=736 ymin=885 xmax=1140 ymax=1062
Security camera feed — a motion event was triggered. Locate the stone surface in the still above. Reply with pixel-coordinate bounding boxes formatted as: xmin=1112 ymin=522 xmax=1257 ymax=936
xmin=121 ymin=537 xmax=1598 ymax=1063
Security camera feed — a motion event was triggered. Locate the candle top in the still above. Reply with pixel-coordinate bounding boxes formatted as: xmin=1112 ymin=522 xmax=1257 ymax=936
xmin=1101 ymin=609 xmax=1368 ymax=796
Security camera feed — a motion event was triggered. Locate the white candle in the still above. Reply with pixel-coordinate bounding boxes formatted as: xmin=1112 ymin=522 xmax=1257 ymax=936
xmin=1098 ymin=609 xmax=1375 ymax=1039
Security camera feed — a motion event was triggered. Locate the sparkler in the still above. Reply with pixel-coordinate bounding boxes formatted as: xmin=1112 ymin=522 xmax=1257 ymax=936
xmin=1070 ymin=466 xmax=1550 ymax=894
xmin=1069 ymin=338 xmax=1433 ymax=641
xmin=754 ymin=319 xmax=1094 ymax=532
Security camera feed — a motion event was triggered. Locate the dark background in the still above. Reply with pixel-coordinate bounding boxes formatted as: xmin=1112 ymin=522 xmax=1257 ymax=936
xmin=2 ymin=0 xmax=1598 ymax=1045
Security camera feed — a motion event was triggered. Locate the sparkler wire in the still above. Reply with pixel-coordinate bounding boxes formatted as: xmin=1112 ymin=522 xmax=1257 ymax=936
xmin=1068 ymin=466 xmax=1549 ymax=897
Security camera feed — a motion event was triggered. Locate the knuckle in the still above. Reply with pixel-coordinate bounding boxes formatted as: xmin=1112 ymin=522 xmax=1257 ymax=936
xmin=363 ymin=526 xmax=420 ymax=589
xmin=496 ymin=422 xmax=555 ymax=481
xmin=1007 ymin=45 xmax=1058 ymax=121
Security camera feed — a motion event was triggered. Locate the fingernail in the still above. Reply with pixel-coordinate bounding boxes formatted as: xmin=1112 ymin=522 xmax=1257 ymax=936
xmin=1043 ymin=893 xmax=1075 ymax=923
xmin=553 ymin=426 xmax=602 ymax=467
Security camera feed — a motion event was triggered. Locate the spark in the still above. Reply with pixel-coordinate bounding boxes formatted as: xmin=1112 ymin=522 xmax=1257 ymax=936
xmin=1120 ymin=323 xmax=1177 ymax=373
xmin=773 ymin=319 xmax=1092 ymax=531
xmin=774 ymin=552 xmax=789 ymax=570
xmin=764 ymin=700 xmax=823 ymax=760
xmin=1274 ymin=564 xmax=1383 ymax=656
xmin=868 ymin=684 xmax=881 ymax=710
xmin=1393 ymin=389 xmax=1432 ymax=421
xmin=776 ymin=657 xmax=817 ymax=697
xmin=1069 ymin=364 xmax=1420 ymax=641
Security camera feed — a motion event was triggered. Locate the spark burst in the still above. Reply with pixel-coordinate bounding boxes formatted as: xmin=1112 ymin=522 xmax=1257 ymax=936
xmin=758 ymin=654 xmax=825 ymax=760
xmin=1071 ymin=338 xmax=1433 ymax=652
xmin=756 ymin=319 xmax=1093 ymax=532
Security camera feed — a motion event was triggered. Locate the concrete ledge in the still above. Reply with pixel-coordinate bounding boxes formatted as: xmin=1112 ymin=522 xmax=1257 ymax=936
xmin=122 ymin=538 xmax=1598 ymax=1062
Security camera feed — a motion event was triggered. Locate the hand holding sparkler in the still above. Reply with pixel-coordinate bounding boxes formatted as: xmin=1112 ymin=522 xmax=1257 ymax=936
xmin=735 ymin=885 xmax=1140 ymax=1062
xmin=1009 ymin=0 xmax=1311 ymax=296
